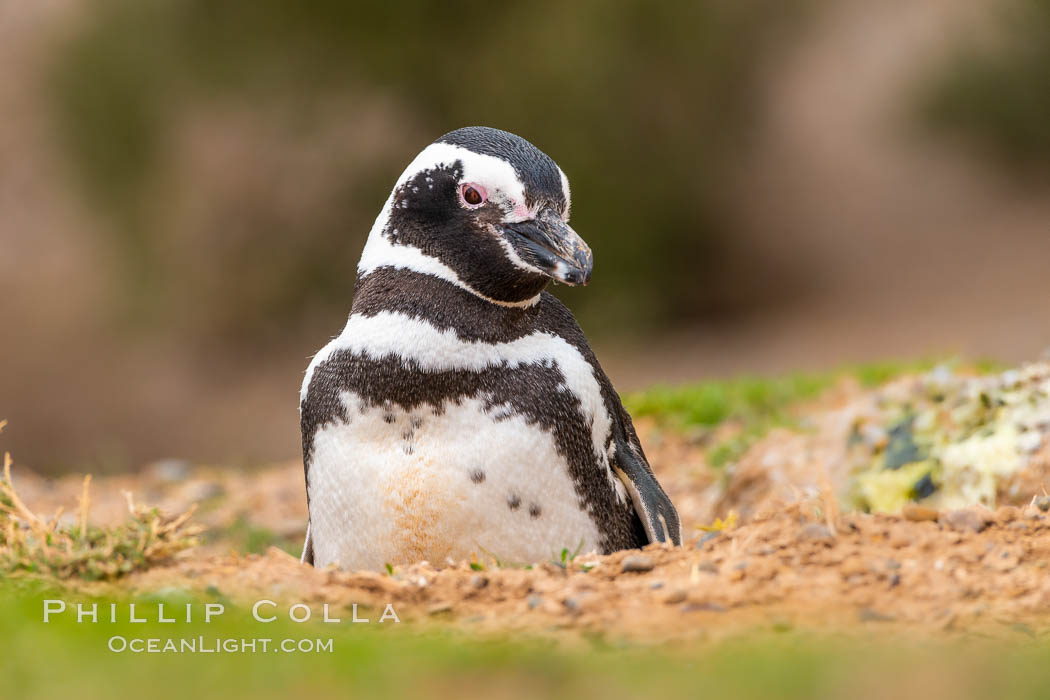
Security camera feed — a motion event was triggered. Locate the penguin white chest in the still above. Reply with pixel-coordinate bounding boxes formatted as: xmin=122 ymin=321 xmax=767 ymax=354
xmin=307 ymin=391 xmax=603 ymax=570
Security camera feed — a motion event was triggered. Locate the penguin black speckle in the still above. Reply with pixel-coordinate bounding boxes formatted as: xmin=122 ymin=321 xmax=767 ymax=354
xmin=299 ymin=126 xmax=681 ymax=570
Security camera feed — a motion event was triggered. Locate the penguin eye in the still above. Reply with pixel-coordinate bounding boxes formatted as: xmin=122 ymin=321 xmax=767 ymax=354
xmin=460 ymin=184 xmax=487 ymax=208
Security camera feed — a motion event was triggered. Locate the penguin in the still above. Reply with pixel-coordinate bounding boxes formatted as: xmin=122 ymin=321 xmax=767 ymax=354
xmin=300 ymin=126 xmax=681 ymax=570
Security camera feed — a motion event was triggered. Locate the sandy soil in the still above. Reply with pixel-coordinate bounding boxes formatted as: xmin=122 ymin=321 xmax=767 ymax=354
xmin=9 ymin=373 xmax=1050 ymax=642
xmin=120 ymin=501 xmax=1050 ymax=643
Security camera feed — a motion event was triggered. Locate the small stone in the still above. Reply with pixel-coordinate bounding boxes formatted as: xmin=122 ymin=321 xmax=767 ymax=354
xmin=797 ymin=523 xmax=835 ymax=544
xmin=695 ymin=532 xmax=720 ymax=548
xmin=941 ymin=508 xmax=992 ymax=534
xmin=697 ymin=561 xmax=719 ymax=574
xmin=146 ymin=459 xmax=192 ymax=483
xmin=180 ymin=480 xmax=225 ymax=503
xmin=1036 ymin=496 xmax=1050 ymax=513
xmin=682 ymin=601 xmax=727 ymax=613
xmin=995 ymin=506 xmax=1021 ymax=524
xmin=527 ymin=595 xmax=543 ymax=610
xmin=1009 ymin=622 xmax=1036 ymax=638
xmin=1018 ymin=431 xmax=1043 ymax=454
xmin=621 ymin=554 xmax=655 ymax=573
xmin=663 ymin=589 xmax=687 ymax=605
xmin=888 ymin=531 xmax=912 ymax=548
xmin=649 ymin=580 xmax=664 ymax=590
xmin=857 ymin=608 xmax=895 ymax=622
xmin=902 ymin=503 xmax=940 ymax=522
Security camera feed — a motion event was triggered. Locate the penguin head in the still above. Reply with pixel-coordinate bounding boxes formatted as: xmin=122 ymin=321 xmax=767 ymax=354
xmin=361 ymin=126 xmax=592 ymax=306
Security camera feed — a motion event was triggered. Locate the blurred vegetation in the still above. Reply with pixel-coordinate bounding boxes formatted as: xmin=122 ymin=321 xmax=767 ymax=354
xmin=5 ymin=581 xmax=1050 ymax=700
xmin=0 ymin=474 xmax=201 ymax=580
xmin=48 ymin=0 xmax=812 ymax=342
xmin=921 ymin=0 xmax=1050 ymax=174
xmin=625 ymin=358 xmax=1000 ymax=468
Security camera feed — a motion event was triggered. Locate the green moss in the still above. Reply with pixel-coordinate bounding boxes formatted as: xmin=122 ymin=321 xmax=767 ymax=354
xmin=625 ymin=372 xmax=829 ymax=430
xmin=625 ymin=359 xmax=995 ymax=467
xmin=221 ymin=515 xmax=297 ymax=556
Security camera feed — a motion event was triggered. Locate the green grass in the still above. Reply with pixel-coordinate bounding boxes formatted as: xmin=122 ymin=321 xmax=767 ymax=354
xmin=2 ymin=581 xmax=1050 ymax=700
xmin=0 ymin=465 xmax=201 ymax=580
xmin=220 ymin=515 xmax=299 ymax=556
xmin=624 ymin=359 xmax=1000 ymax=467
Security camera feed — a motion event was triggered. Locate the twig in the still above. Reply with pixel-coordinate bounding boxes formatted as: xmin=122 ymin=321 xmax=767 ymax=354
xmin=78 ymin=474 xmax=92 ymax=539
xmin=3 ymin=452 xmax=44 ymax=529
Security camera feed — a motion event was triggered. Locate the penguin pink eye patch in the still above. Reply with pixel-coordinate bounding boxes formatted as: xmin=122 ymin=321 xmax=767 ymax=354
xmin=459 ymin=183 xmax=487 ymax=208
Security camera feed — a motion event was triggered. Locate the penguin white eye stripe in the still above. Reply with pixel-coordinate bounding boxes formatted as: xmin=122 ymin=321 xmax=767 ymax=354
xmin=396 ymin=143 xmax=526 ymax=206
xmin=558 ymin=166 xmax=571 ymax=219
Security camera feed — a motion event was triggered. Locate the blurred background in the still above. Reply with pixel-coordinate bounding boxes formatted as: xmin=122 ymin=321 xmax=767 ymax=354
xmin=2 ymin=0 xmax=1048 ymax=472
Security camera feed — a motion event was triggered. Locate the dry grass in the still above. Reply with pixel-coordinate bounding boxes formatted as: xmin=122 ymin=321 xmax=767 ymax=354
xmin=0 ymin=420 xmax=202 ymax=580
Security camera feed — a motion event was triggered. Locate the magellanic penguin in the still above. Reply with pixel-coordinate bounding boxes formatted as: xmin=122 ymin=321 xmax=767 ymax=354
xmin=300 ymin=126 xmax=681 ymax=570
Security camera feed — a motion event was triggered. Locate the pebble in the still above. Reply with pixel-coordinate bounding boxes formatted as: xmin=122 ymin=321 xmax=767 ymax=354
xmin=427 ymin=603 xmax=452 ymax=616
xmin=681 ymin=601 xmax=727 ymax=613
xmin=1036 ymin=496 xmax=1050 ymax=513
xmin=649 ymin=581 xmax=664 ymax=590
xmin=857 ymin=607 xmax=896 ymax=623
xmin=527 ymin=595 xmax=543 ymax=610
xmin=995 ymin=506 xmax=1021 ymax=523
xmin=797 ymin=522 xmax=835 ymax=544
xmin=1018 ymin=431 xmax=1043 ymax=454
xmin=663 ymin=590 xmax=687 ymax=605
xmin=145 ymin=459 xmax=192 ymax=483
xmin=902 ymin=503 xmax=940 ymax=522
xmin=888 ymin=531 xmax=912 ymax=548
xmin=695 ymin=532 xmax=720 ymax=548
xmin=697 ymin=561 xmax=719 ymax=574
xmin=621 ymin=554 xmax=655 ymax=573
xmin=180 ymin=480 xmax=225 ymax=503
xmin=941 ymin=508 xmax=992 ymax=534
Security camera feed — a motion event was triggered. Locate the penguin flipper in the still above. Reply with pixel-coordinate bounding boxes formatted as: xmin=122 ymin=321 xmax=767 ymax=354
xmin=612 ymin=436 xmax=682 ymax=546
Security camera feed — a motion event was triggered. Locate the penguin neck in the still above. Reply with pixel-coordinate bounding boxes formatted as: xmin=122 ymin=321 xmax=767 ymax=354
xmin=350 ymin=267 xmax=549 ymax=344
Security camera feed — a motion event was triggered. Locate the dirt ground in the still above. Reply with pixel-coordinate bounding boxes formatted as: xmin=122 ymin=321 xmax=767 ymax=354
xmin=126 ymin=502 xmax=1050 ymax=643
xmin=9 ymin=372 xmax=1050 ymax=642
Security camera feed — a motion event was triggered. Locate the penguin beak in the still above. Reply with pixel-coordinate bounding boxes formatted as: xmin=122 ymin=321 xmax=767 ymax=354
xmin=503 ymin=208 xmax=593 ymax=286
